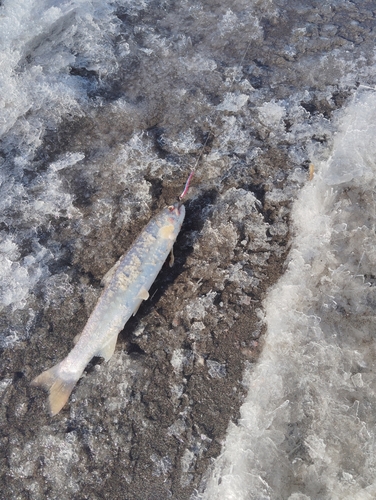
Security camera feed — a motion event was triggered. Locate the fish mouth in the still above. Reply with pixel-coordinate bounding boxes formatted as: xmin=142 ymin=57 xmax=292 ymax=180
xmin=168 ymin=202 xmax=183 ymax=216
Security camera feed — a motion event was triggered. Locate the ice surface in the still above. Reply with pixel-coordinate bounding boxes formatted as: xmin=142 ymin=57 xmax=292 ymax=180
xmin=2 ymin=0 xmax=376 ymax=499
xmin=0 ymin=0 xmax=122 ymax=318
xmin=198 ymin=91 xmax=376 ymax=499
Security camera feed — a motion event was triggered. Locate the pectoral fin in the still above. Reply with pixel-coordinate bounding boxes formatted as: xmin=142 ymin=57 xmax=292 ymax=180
xmin=169 ymin=247 xmax=174 ymax=267
xmin=137 ymin=287 xmax=149 ymax=300
xmin=96 ymin=335 xmax=118 ymax=362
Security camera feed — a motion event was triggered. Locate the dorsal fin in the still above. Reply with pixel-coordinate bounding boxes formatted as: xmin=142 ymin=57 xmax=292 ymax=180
xmin=101 ymin=258 xmax=122 ymax=287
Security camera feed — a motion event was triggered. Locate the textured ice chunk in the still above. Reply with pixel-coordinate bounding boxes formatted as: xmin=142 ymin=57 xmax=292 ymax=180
xmin=49 ymin=152 xmax=85 ymax=172
xmin=150 ymin=453 xmax=172 ymax=477
xmin=216 ymin=93 xmax=249 ymax=112
xmin=324 ymin=93 xmax=376 ymax=185
xmin=171 ymin=349 xmax=185 ymax=373
xmin=219 ymin=9 xmax=238 ymax=34
xmin=258 ymin=101 xmax=286 ymax=127
xmin=170 ymin=349 xmax=194 ymax=375
xmin=182 ymin=54 xmax=217 ymax=72
xmin=0 ymin=238 xmax=52 ymax=312
xmin=206 ymin=360 xmax=226 ymax=379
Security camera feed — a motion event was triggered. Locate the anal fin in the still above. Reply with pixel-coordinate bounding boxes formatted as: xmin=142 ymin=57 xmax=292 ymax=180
xmin=96 ymin=335 xmax=118 ymax=362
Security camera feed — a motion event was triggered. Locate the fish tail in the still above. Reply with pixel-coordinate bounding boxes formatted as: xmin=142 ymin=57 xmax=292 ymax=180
xmin=32 ymin=362 xmax=80 ymax=416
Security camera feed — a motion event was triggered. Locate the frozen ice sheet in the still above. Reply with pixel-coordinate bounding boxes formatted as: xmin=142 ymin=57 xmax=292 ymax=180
xmin=2 ymin=1 xmax=376 ymax=499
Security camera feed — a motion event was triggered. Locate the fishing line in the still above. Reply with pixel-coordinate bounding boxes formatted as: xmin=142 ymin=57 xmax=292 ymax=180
xmin=186 ymin=39 xmax=253 ymax=181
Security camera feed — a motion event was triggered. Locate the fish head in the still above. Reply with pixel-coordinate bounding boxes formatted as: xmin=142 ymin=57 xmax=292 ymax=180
xmin=166 ymin=202 xmax=185 ymax=227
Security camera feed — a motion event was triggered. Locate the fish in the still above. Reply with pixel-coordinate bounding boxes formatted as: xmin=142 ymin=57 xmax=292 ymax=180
xmin=31 ymin=180 xmax=191 ymax=416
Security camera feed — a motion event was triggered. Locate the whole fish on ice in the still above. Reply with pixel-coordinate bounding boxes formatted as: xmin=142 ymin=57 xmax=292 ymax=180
xmin=32 ymin=200 xmax=186 ymax=416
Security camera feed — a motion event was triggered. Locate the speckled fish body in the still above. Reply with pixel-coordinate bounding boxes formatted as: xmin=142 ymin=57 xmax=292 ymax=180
xmin=32 ymin=202 xmax=185 ymax=416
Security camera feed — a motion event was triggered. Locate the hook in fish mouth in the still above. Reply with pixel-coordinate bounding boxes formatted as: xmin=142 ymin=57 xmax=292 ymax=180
xmin=168 ymin=202 xmax=183 ymax=216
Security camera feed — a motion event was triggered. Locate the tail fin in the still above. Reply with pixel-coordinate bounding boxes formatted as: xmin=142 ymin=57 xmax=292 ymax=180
xmin=32 ymin=362 xmax=80 ymax=416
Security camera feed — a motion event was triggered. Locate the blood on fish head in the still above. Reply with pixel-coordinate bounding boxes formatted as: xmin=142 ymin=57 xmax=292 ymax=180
xmin=166 ymin=202 xmax=185 ymax=226
xmin=168 ymin=202 xmax=182 ymax=217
